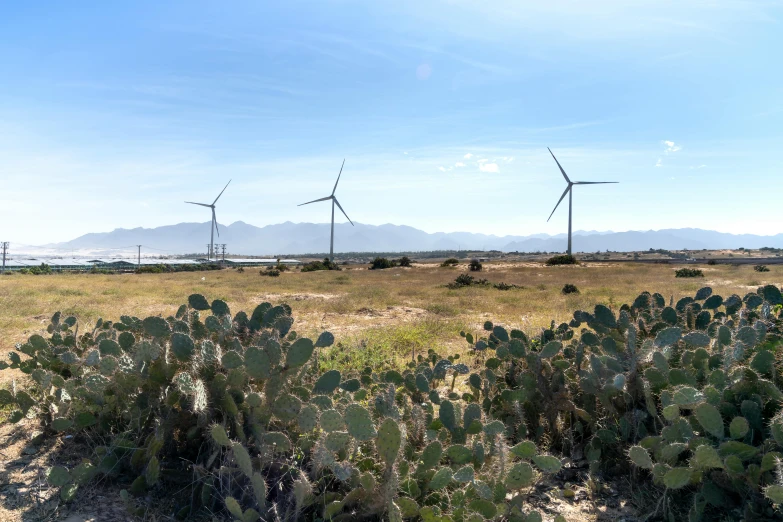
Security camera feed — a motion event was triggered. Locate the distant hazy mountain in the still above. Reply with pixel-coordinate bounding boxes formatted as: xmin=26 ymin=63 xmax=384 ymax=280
xmin=45 ymin=222 xmax=783 ymax=256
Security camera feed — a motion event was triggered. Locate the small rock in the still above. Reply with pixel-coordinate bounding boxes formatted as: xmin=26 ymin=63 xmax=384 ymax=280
xmin=22 ymin=445 xmax=38 ymax=455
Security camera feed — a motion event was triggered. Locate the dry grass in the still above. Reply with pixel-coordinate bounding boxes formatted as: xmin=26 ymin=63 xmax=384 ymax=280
xmin=1 ymin=261 xmax=780 ymax=382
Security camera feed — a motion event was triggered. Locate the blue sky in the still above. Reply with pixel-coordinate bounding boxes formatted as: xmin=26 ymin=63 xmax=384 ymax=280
xmin=1 ymin=0 xmax=782 ymax=245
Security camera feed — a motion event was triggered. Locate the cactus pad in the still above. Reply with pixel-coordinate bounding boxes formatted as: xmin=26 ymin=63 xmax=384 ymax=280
xmin=428 ymin=467 xmax=453 ymax=490
xmin=505 ymin=462 xmax=535 ymax=489
xmin=286 ymin=338 xmax=314 ymax=368
xmin=313 ymin=370 xmax=341 ymax=394
xmin=143 ymin=316 xmax=170 ymax=338
xmin=663 ymin=467 xmax=691 ymax=489
xmin=377 ymin=418 xmax=402 ymax=466
xmin=170 ymin=333 xmax=195 ymax=361
xmin=628 ymin=446 xmax=653 ymax=469
xmin=344 ymin=404 xmax=376 ymax=441
xmin=298 ymin=404 xmax=319 ymax=432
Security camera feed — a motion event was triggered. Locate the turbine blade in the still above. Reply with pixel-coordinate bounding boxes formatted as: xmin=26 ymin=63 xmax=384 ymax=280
xmin=573 ymin=181 xmax=619 ymax=185
xmin=297 ymin=195 xmax=332 ymax=206
xmin=547 ymin=147 xmax=571 ymax=184
xmin=213 ymin=210 xmax=220 ymax=237
xmin=331 ymin=159 xmax=345 ymax=196
xmin=547 ymin=186 xmax=571 ymax=222
xmin=333 ymin=197 xmax=353 ymax=226
xmin=212 ymin=179 xmax=231 ymax=205
xmin=185 ymin=201 xmax=212 ymax=208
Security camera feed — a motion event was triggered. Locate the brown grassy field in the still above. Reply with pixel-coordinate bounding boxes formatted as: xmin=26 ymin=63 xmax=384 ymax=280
xmin=1 ymin=260 xmax=781 ymax=521
xmin=2 ymin=260 xmax=780 ymax=382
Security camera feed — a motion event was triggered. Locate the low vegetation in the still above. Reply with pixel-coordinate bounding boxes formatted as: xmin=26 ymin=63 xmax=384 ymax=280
xmin=561 ymin=283 xmax=579 ymax=295
xmin=469 ymin=259 xmax=483 ymax=272
xmin=441 ymin=258 xmax=459 ymax=267
xmin=755 ymin=265 xmax=771 ymax=273
xmin=676 ymin=268 xmax=705 ymax=278
xmin=546 ymin=254 xmax=578 ymax=266
xmin=301 ymin=257 xmax=341 ymax=272
xmin=3 ymin=283 xmax=783 ymax=521
xmin=136 ymin=263 xmax=222 ymax=274
xmin=447 ymin=274 xmax=520 ymax=291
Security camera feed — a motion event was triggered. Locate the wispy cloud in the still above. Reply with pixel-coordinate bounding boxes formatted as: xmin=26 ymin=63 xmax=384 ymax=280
xmin=479 ymin=163 xmax=499 ymax=173
xmin=689 ymin=164 xmax=707 ymax=169
xmin=477 ymin=158 xmax=488 ymax=163
xmin=656 ymin=140 xmax=682 ymax=167
xmin=455 ymin=162 xmax=466 ymax=167
xmin=663 ymin=140 xmax=682 ymax=154
xmin=438 ymin=166 xmax=447 ymax=172
xmin=464 ymin=153 xmax=473 ymax=159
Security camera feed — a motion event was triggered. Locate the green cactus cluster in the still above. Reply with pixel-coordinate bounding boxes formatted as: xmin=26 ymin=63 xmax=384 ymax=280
xmin=2 ymin=284 xmax=783 ymax=521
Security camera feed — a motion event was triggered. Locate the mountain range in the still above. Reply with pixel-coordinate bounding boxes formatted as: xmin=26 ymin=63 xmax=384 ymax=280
xmin=34 ymin=222 xmax=783 ymax=257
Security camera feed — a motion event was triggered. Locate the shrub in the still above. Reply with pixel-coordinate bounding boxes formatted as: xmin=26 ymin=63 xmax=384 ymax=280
xmin=755 ymin=265 xmax=770 ymax=272
xmin=260 ymin=268 xmax=280 ymax=277
xmin=707 ymin=259 xmax=717 ymax=266
xmin=440 ymin=258 xmax=459 ymax=267
xmin=369 ymin=257 xmax=396 ymax=270
xmin=469 ymin=259 xmax=483 ymax=272
xmin=450 ymin=273 xmax=477 ymax=288
xmin=275 ymin=259 xmax=290 ymax=272
xmin=546 ymin=254 xmax=577 ymax=266
xmin=5 ymin=285 xmax=783 ymax=520
xmin=447 ymin=274 xmax=519 ymax=290
xmin=301 ymin=257 xmax=341 ymax=272
xmin=236 ymin=267 xmax=245 ymax=273
xmin=675 ymin=267 xmax=704 ymax=278
xmin=561 ymin=283 xmax=579 ymax=294
xmin=21 ymin=263 xmax=53 ymax=275
xmin=398 ymin=256 xmax=412 ymax=267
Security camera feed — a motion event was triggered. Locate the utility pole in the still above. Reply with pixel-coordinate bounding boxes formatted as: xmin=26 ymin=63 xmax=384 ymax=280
xmin=206 ymin=244 xmax=212 ymax=260
xmin=1 ymin=242 xmax=8 ymax=274
xmin=220 ymin=244 xmax=226 ymax=262
xmin=137 ymin=245 xmax=142 ymax=270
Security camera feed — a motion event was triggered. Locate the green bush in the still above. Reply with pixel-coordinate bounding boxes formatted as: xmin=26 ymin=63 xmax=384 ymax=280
xmin=398 ymin=256 xmax=412 ymax=267
xmin=755 ymin=265 xmax=770 ymax=272
xmin=369 ymin=257 xmax=396 ymax=270
xmin=561 ymin=283 xmax=579 ymax=294
xmin=260 ymin=269 xmax=280 ymax=277
xmin=20 ymin=263 xmax=53 ymax=275
xmin=469 ymin=259 xmax=483 ymax=272
xmin=707 ymin=259 xmax=717 ymax=266
xmin=546 ymin=254 xmax=577 ymax=266
xmin=5 ymin=284 xmax=783 ymax=521
xmin=301 ymin=257 xmax=341 ymax=272
xmin=440 ymin=258 xmax=459 ymax=267
xmin=675 ymin=267 xmax=704 ymax=277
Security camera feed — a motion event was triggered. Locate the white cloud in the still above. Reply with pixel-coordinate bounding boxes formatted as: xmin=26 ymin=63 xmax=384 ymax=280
xmin=455 ymin=162 xmax=466 ymax=167
xmin=477 ymin=158 xmax=488 ymax=163
xmin=464 ymin=153 xmax=473 ymax=159
xmin=438 ymin=166 xmax=446 ymax=172
xmin=655 ymin=158 xmax=662 ymax=167
xmin=502 ymin=156 xmax=514 ymax=163
xmin=689 ymin=164 xmax=707 ymax=169
xmin=403 ymin=151 xmax=408 ymax=155
xmin=663 ymin=140 xmax=682 ymax=154
xmin=479 ymin=163 xmax=499 ymax=173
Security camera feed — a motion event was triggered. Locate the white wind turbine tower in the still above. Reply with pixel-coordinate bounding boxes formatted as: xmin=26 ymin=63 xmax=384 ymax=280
xmin=185 ymin=180 xmax=231 ymax=260
xmin=298 ymin=159 xmax=353 ymax=262
xmin=546 ymin=148 xmax=618 ymax=257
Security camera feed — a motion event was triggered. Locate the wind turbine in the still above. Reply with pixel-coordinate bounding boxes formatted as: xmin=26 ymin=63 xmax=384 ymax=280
xmin=298 ymin=159 xmax=353 ymax=262
xmin=185 ymin=180 xmax=231 ymax=260
xmin=546 ymin=148 xmax=617 ymax=256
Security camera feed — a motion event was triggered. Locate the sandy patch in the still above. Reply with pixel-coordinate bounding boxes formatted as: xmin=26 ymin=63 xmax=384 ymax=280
xmin=296 ymin=306 xmax=430 ymax=335
xmin=255 ymin=292 xmax=341 ymax=302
